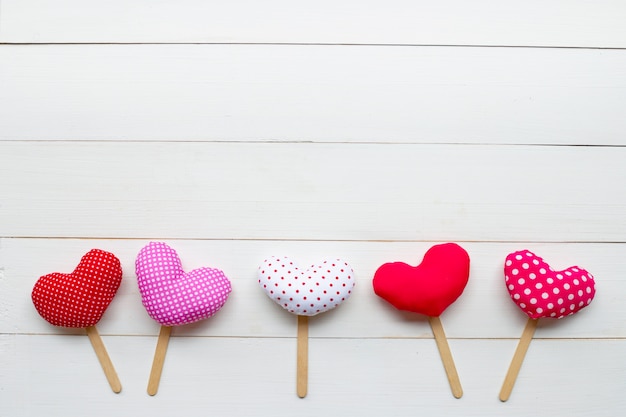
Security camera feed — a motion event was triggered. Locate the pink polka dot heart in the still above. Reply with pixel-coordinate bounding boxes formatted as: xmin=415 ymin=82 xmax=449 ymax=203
xmin=504 ymin=250 xmax=596 ymax=319
xmin=258 ymin=256 xmax=356 ymax=316
xmin=136 ymin=242 xmax=232 ymax=326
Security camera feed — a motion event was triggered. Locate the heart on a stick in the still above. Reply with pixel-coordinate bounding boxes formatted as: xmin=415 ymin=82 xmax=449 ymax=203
xmin=373 ymin=243 xmax=470 ymax=317
xmin=499 ymin=250 xmax=597 ymax=402
xmin=32 ymin=249 xmax=123 ymax=328
xmin=31 ymin=249 xmax=124 ymax=393
xmin=136 ymin=242 xmax=232 ymax=326
xmin=257 ymin=256 xmax=355 ymax=316
xmin=258 ymin=255 xmax=356 ymax=398
xmin=504 ymin=250 xmax=596 ymax=319
xmin=372 ymin=243 xmax=470 ymax=399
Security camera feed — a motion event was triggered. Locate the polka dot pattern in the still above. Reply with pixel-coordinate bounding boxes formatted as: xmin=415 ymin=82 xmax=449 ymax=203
xmin=258 ymin=256 xmax=355 ymax=316
xmin=504 ymin=250 xmax=596 ymax=319
xmin=31 ymin=249 xmax=123 ymax=328
xmin=136 ymin=242 xmax=232 ymax=326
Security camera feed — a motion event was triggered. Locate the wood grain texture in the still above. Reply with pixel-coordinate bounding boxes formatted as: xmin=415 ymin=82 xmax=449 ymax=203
xmin=146 ymin=325 xmax=172 ymax=396
xmin=1 ymin=45 xmax=625 ymax=144
xmin=1 ymin=335 xmax=624 ymax=417
xmin=1 ymin=0 xmax=626 ymax=47
xmin=429 ymin=316 xmax=463 ymax=398
xmin=85 ymin=325 xmax=123 ymax=393
xmin=1 ymin=142 xmax=624 ymax=241
xmin=296 ymin=315 xmax=308 ymax=398
xmin=1 ymin=3 xmax=625 ymax=416
xmin=498 ymin=318 xmax=538 ymax=402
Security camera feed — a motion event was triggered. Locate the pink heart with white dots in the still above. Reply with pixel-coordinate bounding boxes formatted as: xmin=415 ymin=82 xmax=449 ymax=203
xmin=136 ymin=242 xmax=232 ymax=326
xmin=504 ymin=250 xmax=596 ymax=319
xmin=258 ymin=256 xmax=356 ymax=316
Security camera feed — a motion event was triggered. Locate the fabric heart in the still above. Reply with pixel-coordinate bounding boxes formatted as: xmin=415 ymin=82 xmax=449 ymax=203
xmin=258 ymin=256 xmax=356 ymax=316
xmin=135 ymin=242 xmax=232 ymax=326
xmin=31 ymin=249 xmax=123 ymax=328
xmin=504 ymin=250 xmax=596 ymax=319
xmin=373 ymin=243 xmax=470 ymax=317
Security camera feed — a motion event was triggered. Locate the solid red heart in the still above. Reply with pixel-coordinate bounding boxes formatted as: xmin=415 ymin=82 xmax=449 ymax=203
xmin=373 ymin=243 xmax=470 ymax=317
xmin=31 ymin=249 xmax=123 ymax=328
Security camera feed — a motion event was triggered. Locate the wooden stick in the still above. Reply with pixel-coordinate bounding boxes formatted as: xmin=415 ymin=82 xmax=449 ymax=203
xmin=499 ymin=317 xmax=539 ymax=402
xmin=85 ymin=325 xmax=122 ymax=393
xmin=296 ymin=315 xmax=309 ymax=398
xmin=428 ymin=316 xmax=463 ymax=399
xmin=147 ymin=325 xmax=172 ymax=396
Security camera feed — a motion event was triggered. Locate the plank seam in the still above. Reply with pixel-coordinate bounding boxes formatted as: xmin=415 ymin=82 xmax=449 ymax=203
xmin=1 ymin=42 xmax=625 ymax=51
xmin=1 ymin=140 xmax=625 ymax=148
xmin=2 ymin=237 xmax=626 ymax=244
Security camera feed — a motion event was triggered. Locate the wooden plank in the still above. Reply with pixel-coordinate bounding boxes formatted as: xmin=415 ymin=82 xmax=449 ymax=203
xmin=1 ymin=141 xmax=624 ymax=241
xmin=1 ymin=334 xmax=624 ymax=416
xmin=1 ymin=45 xmax=625 ymax=145
xmin=2 ymin=238 xmax=623 ymax=339
xmin=2 ymin=3 xmax=625 ymax=415
xmin=1 ymin=0 xmax=626 ymax=48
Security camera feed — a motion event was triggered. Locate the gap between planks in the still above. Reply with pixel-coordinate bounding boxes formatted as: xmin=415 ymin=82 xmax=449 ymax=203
xmin=1 ymin=42 xmax=626 ymax=51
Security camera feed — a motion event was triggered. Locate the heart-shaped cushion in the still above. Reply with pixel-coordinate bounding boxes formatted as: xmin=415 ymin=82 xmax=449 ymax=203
xmin=135 ymin=242 xmax=232 ymax=326
xmin=31 ymin=249 xmax=123 ymax=328
xmin=504 ymin=250 xmax=596 ymax=319
xmin=373 ymin=243 xmax=470 ymax=317
xmin=257 ymin=256 xmax=356 ymax=316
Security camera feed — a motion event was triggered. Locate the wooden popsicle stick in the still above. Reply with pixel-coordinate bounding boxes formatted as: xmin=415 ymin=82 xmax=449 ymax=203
xmin=147 ymin=325 xmax=173 ymax=396
xmin=499 ymin=317 xmax=539 ymax=402
xmin=296 ymin=315 xmax=309 ymax=398
xmin=428 ymin=316 xmax=463 ymax=399
xmin=85 ymin=325 xmax=122 ymax=393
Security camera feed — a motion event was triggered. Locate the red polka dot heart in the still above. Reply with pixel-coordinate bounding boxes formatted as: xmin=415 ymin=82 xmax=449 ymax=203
xmin=31 ymin=249 xmax=123 ymax=328
xmin=257 ymin=256 xmax=356 ymax=316
xmin=504 ymin=250 xmax=596 ymax=319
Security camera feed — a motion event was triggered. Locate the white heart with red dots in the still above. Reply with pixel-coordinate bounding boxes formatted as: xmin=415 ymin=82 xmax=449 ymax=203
xmin=258 ymin=256 xmax=356 ymax=316
xmin=504 ymin=250 xmax=596 ymax=319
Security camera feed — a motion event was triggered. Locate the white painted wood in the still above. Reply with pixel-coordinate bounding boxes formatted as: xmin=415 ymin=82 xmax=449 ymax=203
xmin=1 ymin=335 xmax=624 ymax=416
xmin=1 ymin=142 xmax=624 ymax=241
xmin=2 ymin=4 xmax=625 ymax=416
xmin=1 ymin=0 xmax=626 ymax=48
xmin=1 ymin=45 xmax=625 ymax=145
xmin=1 ymin=239 xmax=622 ymax=339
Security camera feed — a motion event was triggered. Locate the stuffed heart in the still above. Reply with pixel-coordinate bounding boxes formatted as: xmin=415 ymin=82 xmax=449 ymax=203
xmin=373 ymin=243 xmax=470 ymax=317
xmin=135 ymin=242 xmax=232 ymax=326
xmin=257 ymin=256 xmax=355 ymax=316
xmin=504 ymin=250 xmax=596 ymax=319
xmin=31 ymin=249 xmax=123 ymax=328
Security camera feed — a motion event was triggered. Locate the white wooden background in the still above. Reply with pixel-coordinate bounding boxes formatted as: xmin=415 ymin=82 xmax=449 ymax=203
xmin=1 ymin=1 xmax=625 ymax=416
